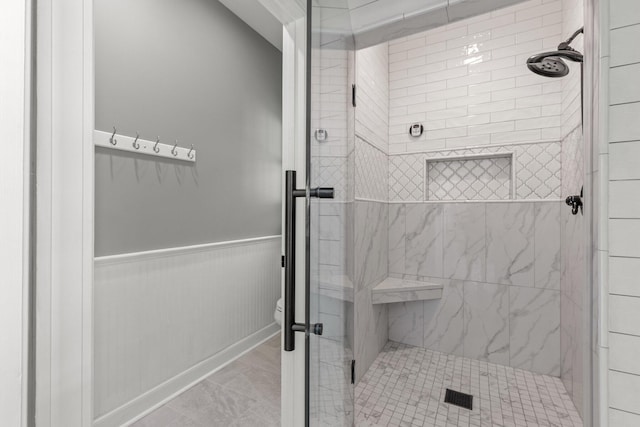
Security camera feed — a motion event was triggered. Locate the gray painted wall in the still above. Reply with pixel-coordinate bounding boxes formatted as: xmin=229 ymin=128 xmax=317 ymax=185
xmin=95 ymin=0 xmax=282 ymax=256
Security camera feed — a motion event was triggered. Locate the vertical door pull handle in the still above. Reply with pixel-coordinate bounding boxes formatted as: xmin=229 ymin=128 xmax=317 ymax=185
xmin=284 ymin=170 xmax=306 ymax=351
xmin=283 ymin=170 xmax=334 ymax=352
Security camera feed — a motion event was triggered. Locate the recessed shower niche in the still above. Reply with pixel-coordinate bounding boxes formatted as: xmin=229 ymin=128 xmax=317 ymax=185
xmin=425 ymin=152 xmax=514 ymax=201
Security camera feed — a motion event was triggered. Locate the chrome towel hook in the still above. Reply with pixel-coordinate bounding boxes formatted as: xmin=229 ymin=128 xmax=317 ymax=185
xmin=188 ymin=144 xmax=194 ymax=159
xmin=171 ymin=140 xmax=179 ymax=157
xmin=154 ymin=137 xmax=161 ymax=153
xmin=110 ymin=126 xmax=117 ymax=145
xmin=132 ymin=132 xmax=140 ymax=149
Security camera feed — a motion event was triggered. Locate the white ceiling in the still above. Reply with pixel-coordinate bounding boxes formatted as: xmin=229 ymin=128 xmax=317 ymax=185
xmin=220 ymin=0 xmax=529 ymax=51
xmin=316 ymin=0 xmax=528 ymax=48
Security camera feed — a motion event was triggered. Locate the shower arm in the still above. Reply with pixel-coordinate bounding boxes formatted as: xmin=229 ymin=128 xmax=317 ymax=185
xmin=558 ymin=27 xmax=584 ymax=51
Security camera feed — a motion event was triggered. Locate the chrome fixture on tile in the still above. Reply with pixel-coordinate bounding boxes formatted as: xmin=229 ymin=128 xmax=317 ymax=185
xmin=526 ymin=27 xmax=583 ymax=77
xmin=409 ymin=123 xmax=423 ymax=137
xmin=314 ymin=129 xmax=328 ymax=142
xmin=565 ymin=186 xmax=583 ymax=215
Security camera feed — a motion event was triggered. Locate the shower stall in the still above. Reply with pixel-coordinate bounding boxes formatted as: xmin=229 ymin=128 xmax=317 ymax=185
xmin=300 ymin=0 xmax=595 ymax=425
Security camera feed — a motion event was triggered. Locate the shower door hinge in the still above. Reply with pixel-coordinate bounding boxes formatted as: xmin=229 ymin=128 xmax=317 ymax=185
xmin=351 ymin=360 xmax=355 ymax=384
xmin=352 ymin=84 xmax=356 ymax=107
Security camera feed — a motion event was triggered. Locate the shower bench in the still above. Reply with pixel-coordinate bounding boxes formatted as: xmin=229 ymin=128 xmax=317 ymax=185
xmin=371 ymin=277 xmax=442 ymax=304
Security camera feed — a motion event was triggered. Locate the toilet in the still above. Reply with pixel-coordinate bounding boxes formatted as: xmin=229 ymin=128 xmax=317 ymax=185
xmin=274 ymin=298 xmax=283 ymax=326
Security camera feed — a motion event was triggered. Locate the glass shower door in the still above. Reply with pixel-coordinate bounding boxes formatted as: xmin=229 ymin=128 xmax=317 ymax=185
xmin=308 ymin=1 xmax=355 ymax=425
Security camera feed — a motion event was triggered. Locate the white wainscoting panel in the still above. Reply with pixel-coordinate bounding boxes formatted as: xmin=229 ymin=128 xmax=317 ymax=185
xmin=93 ymin=236 xmax=281 ymax=425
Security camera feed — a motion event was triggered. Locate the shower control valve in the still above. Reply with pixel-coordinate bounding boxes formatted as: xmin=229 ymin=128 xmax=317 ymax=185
xmin=565 ymin=186 xmax=583 ymax=215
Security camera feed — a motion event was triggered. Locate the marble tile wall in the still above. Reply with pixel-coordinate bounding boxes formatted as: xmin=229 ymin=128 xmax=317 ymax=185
xmin=560 ymin=124 xmax=586 ymax=417
xmin=387 ymin=201 xmax=562 ymax=376
xmin=353 ymin=200 xmax=389 ymax=381
xmin=352 ymin=37 xmax=391 ymax=382
xmin=355 ymin=43 xmax=389 ymax=154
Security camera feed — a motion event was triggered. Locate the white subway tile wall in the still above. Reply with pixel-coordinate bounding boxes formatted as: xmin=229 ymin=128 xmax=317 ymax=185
xmin=310 ymin=47 xmax=350 ymax=158
xmin=356 ymin=43 xmax=389 ymax=153
xmin=607 ymin=0 xmax=640 ymax=424
xmin=561 ymin=0 xmax=584 ymax=138
xmin=388 ymin=0 xmax=564 ymax=154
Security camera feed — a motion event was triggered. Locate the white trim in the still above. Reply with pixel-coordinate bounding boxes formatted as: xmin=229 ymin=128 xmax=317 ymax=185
xmin=0 ymin=0 xmax=31 ymax=424
xmin=35 ymin=0 xmax=94 ymax=424
xmin=390 ymin=138 xmax=561 ymax=157
xmin=95 ymin=324 xmax=280 ymax=427
xmin=388 ymin=199 xmax=564 ymax=204
xmin=95 ymin=235 xmax=281 ymax=265
xmin=423 ymin=151 xmax=513 ymax=162
xmin=281 ymin=18 xmax=307 ymax=427
xmin=355 ymin=197 xmax=388 ymax=203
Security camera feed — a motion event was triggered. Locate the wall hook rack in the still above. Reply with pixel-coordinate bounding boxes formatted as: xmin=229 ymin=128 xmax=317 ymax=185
xmin=94 ymin=130 xmax=196 ymax=163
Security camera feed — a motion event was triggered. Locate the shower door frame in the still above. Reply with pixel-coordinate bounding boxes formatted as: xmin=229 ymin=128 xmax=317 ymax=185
xmin=0 ymin=0 xmax=33 ymax=425
xmin=34 ymin=0 xmax=95 ymax=425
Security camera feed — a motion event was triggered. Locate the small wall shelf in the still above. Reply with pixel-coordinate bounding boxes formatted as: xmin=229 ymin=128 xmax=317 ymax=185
xmin=372 ymin=277 xmax=442 ymax=304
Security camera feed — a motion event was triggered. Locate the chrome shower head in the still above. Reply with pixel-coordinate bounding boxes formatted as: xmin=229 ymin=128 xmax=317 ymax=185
xmin=526 ymin=27 xmax=584 ymax=78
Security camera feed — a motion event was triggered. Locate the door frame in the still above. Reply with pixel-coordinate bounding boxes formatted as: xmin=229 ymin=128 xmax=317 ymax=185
xmin=281 ymin=17 xmax=308 ymax=427
xmin=35 ymin=0 xmax=94 ymax=425
xmin=0 ymin=0 xmax=33 ymax=425
xmin=35 ymin=1 xmax=307 ymax=426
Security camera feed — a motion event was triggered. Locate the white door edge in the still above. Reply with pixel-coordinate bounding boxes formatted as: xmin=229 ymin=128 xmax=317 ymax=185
xmin=281 ymin=16 xmax=308 ymax=427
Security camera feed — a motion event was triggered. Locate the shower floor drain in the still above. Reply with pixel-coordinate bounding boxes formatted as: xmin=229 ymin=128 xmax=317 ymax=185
xmin=444 ymin=388 xmax=473 ymax=410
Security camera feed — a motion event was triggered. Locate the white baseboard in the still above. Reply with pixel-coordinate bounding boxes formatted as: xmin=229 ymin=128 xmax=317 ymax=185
xmin=94 ymin=323 xmax=280 ymax=427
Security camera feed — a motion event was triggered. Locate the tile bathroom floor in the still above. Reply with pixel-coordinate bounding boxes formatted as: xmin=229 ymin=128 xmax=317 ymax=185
xmin=130 ymin=333 xmax=281 ymax=427
xmin=356 ymin=341 xmax=583 ymax=427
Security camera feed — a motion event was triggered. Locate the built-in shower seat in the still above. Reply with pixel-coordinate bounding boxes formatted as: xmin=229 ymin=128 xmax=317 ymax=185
xmin=371 ymin=277 xmax=442 ymax=305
